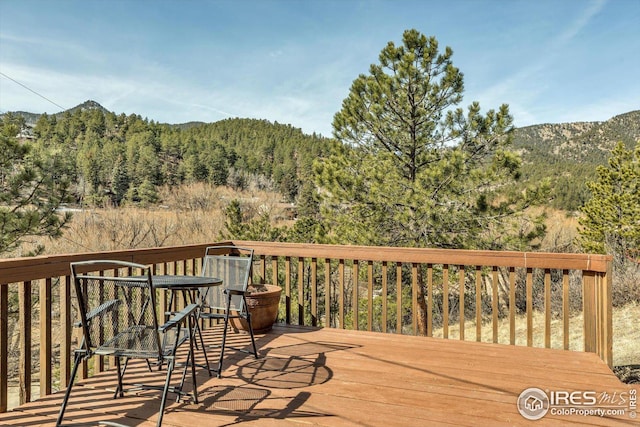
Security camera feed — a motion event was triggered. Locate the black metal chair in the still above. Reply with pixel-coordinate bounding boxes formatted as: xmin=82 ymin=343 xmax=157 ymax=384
xmin=56 ymin=260 xmax=199 ymax=427
xmin=198 ymin=246 xmax=258 ymax=377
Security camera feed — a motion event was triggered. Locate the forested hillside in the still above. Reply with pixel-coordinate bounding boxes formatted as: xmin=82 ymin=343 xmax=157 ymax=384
xmin=3 ymin=101 xmax=639 ymax=213
xmin=2 ymin=101 xmax=331 ymax=207
xmin=512 ymin=110 xmax=640 ymax=211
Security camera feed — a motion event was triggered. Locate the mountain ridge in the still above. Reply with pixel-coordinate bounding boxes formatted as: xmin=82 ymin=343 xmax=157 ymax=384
xmin=513 ymin=110 xmax=640 ymax=164
xmin=4 ymin=100 xmax=639 ymax=151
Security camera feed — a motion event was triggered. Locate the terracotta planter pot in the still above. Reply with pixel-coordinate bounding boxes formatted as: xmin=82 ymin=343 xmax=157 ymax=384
xmin=231 ymin=284 xmax=282 ymax=333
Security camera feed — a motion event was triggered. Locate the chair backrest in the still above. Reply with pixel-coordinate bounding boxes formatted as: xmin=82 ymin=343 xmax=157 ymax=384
xmin=201 ymin=246 xmax=253 ymax=312
xmin=71 ymin=260 xmax=162 ymax=358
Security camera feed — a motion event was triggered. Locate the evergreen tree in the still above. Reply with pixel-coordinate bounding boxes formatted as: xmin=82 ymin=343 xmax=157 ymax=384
xmin=316 ymin=29 xmax=546 ymax=250
xmin=221 ymin=199 xmax=285 ymax=241
xmin=110 ymin=157 xmax=130 ymax=205
xmin=137 ymin=179 xmax=159 ymax=206
xmin=288 ymin=182 xmax=326 ymax=243
xmin=578 ymin=141 xmax=640 ymax=264
xmin=0 ymin=114 xmax=72 ymax=255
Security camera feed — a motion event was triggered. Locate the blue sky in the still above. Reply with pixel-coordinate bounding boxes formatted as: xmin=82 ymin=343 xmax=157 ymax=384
xmin=1 ymin=0 xmax=638 ymax=137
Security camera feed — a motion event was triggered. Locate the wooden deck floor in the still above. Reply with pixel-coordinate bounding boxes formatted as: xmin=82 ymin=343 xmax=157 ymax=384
xmin=0 ymin=325 xmax=637 ymax=427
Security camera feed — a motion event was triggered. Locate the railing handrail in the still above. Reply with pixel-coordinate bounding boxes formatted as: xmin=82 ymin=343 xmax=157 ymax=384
xmin=233 ymin=240 xmax=612 ymax=271
xmin=0 ymin=241 xmax=612 ymax=284
xmin=0 ymin=243 xmax=217 ymax=283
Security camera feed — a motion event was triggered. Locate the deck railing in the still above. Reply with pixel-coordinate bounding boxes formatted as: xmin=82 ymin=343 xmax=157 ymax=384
xmin=0 ymin=241 xmax=612 ymax=412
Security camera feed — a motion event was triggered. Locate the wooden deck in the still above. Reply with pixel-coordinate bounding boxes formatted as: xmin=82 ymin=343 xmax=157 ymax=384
xmin=0 ymin=325 xmax=636 ymax=427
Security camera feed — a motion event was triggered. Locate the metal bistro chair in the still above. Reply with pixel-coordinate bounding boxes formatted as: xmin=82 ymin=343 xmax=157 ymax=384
xmin=57 ymin=260 xmax=199 ymax=427
xmin=198 ymin=246 xmax=258 ymax=377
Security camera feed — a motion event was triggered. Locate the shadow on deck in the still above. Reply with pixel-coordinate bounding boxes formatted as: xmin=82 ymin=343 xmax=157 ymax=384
xmin=0 ymin=325 xmax=637 ymax=426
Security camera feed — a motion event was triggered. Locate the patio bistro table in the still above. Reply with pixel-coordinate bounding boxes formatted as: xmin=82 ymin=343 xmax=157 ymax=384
xmin=151 ymin=274 xmax=222 ymax=292
xmin=152 ymin=274 xmax=223 ymax=375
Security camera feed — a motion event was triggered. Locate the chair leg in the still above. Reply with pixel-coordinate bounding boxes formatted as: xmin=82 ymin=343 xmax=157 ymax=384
xmin=215 ymin=292 xmax=234 ymax=378
xmin=195 ymin=315 xmax=212 ymax=377
xmin=177 ymin=337 xmax=199 ymax=404
xmin=188 ymin=318 xmax=199 ymax=404
xmin=245 ymin=311 xmax=259 ymax=359
xmin=56 ymin=352 xmax=83 ymax=426
xmin=114 ymin=357 xmax=125 ymax=398
xmin=217 ymin=314 xmax=230 ymax=378
xmin=157 ymin=358 xmax=174 ymax=427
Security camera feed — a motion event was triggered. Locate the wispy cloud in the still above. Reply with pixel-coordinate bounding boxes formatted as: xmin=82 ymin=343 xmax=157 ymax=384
xmin=554 ymin=0 xmax=607 ymax=47
xmin=476 ymin=0 xmax=610 ymax=126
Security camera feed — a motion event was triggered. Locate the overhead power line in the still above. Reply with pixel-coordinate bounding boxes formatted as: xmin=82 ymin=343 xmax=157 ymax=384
xmin=0 ymin=71 xmax=67 ymax=111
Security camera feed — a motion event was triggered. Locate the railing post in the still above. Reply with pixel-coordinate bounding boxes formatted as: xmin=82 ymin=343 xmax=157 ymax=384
xmin=584 ymin=267 xmax=613 ymax=367
xmin=598 ymin=267 xmax=613 ymax=367
xmin=582 ymin=271 xmax=597 ymax=355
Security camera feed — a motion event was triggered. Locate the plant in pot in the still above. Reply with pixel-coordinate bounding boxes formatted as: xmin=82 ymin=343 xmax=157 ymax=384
xmin=232 ymin=283 xmax=282 ymax=333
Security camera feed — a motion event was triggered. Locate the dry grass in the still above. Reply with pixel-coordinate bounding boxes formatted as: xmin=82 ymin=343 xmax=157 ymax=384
xmin=538 ymin=208 xmax=580 ymax=252
xmin=439 ymin=301 xmax=639 ymax=368
xmin=15 ymin=183 xmax=288 ymax=256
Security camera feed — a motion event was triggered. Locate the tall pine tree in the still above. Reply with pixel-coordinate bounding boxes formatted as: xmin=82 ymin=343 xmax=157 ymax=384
xmin=0 ymin=114 xmax=72 ymax=255
xmin=315 ymin=29 xmax=546 ymax=251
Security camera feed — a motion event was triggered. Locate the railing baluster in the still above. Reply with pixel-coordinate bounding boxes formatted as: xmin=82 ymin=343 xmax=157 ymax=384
xmin=526 ymin=268 xmax=533 ymax=347
xmin=396 ymin=262 xmax=402 ymax=334
xmin=257 ymin=255 xmax=266 ymax=283
xmin=475 ymin=266 xmax=482 ymax=342
xmin=324 ymin=258 xmax=331 ymax=328
xmin=0 ymin=283 xmax=8 ymax=412
xmin=367 ymin=261 xmax=373 ymax=332
xmin=97 ymin=277 xmax=105 ymax=373
xmin=492 ymin=266 xmax=498 ymax=343
xmin=353 ymin=260 xmax=359 ymax=330
xmin=443 ymin=265 xmax=449 ymax=339
xmin=60 ymin=275 xmax=71 ymax=389
xmin=509 ymin=267 xmax=516 ymax=345
xmin=426 ymin=264 xmax=433 ymax=337
xmin=459 ymin=265 xmax=465 ymax=341
xmin=339 ymin=259 xmax=345 ymax=329
xmin=271 ymin=256 xmax=278 ymax=287
xmin=562 ymin=269 xmax=570 ymax=350
xmin=412 ymin=263 xmax=418 ymax=335
xmin=19 ymin=280 xmax=31 ymax=405
xmin=381 ymin=262 xmax=388 ymax=333
xmin=285 ymin=257 xmax=291 ymax=325
xmin=311 ymin=258 xmax=318 ymax=327
xmin=298 ymin=257 xmax=304 ymax=326
xmin=40 ymin=278 xmax=52 ymax=396
xmin=545 ymin=269 xmax=552 ymax=348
